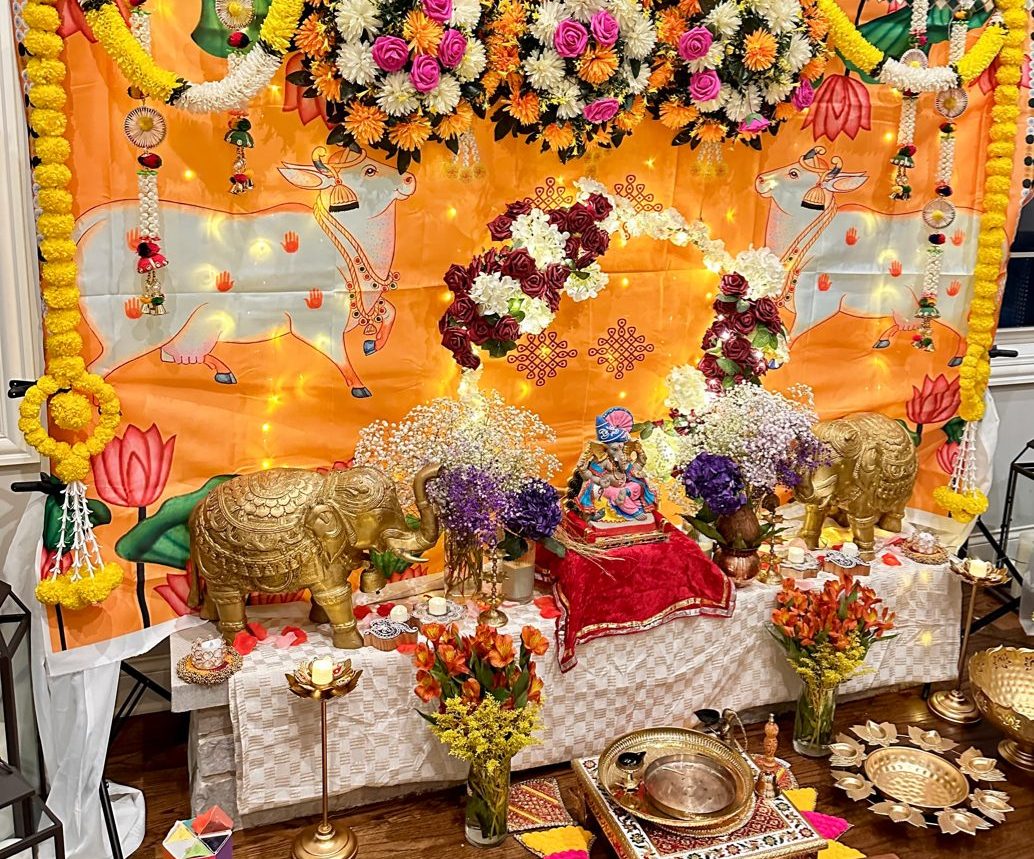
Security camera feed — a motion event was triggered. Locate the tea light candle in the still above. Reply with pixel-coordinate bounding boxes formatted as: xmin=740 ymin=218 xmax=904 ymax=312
xmin=310 ymin=656 xmax=334 ymax=687
xmin=389 ymin=604 xmax=410 ymax=623
xmin=787 ymin=546 xmax=806 ymax=565
xmin=200 ymin=636 xmax=223 ymax=655
xmin=428 ymin=596 xmax=448 ymax=617
xmin=841 ymin=542 xmax=859 ymax=558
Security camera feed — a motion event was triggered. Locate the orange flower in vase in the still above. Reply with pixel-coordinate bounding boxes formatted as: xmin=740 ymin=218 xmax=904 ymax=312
xmin=487 ymin=634 xmax=515 ymax=668
xmin=521 ymin=626 xmax=549 ymax=657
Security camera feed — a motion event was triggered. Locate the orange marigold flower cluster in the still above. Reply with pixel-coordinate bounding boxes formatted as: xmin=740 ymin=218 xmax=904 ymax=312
xmin=578 ymin=44 xmax=620 ymax=85
xmin=388 ymin=114 xmax=433 ymax=151
xmin=403 ymin=9 xmax=443 ymax=54
xmin=344 ymin=101 xmax=388 ymax=146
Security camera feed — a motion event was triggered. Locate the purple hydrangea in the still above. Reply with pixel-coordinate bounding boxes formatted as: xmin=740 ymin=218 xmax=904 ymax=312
xmin=681 ymin=453 xmax=747 ymax=516
xmin=504 ymin=479 xmax=562 ymax=541
xmin=430 ymin=465 xmax=509 ymax=546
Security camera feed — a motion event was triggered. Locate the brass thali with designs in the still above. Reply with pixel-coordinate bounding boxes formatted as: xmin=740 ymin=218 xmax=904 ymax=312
xmin=598 ymin=726 xmax=756 ymax=836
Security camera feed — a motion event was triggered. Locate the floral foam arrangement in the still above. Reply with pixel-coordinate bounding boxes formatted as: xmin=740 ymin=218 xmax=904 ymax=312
xmin=290 ymin=0 xmax=490 ymax=170
xmin=648 ymin=0 xmax=829 ymax=151
xmin=484 ymin=0 xmax=657 ymax=159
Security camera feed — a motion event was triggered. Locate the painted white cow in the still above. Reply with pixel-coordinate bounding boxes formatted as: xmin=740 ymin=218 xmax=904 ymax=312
xmin=755 ymin=146 xmax=977 ymax=365
xmin=75 ymin=147 xmax=415 ymax=397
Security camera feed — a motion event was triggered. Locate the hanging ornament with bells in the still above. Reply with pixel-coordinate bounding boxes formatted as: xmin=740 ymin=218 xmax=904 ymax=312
xmin=217 ymin=0 xmax=256 ymax=193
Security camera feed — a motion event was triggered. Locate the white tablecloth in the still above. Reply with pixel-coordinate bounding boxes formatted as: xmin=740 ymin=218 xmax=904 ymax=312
xmin=227 ymin=559 xmax=961 ymax=816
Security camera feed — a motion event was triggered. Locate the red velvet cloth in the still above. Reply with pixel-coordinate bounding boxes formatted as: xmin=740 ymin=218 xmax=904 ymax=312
xmin=536 ymin=517 xmax=735 ymax=672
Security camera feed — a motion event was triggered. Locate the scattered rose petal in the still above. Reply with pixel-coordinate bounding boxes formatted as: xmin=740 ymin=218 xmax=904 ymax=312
xmin=246 ymin=621 xmax=268 ymax=640
xmin=376 ymin=602 xmax=396 ymax=617
xmin=881 ymin=553 xmax=902 ymax=566
xmin=534 ymin=595 xmax=562 ymax=620
xmin=274 ymin=632 xmax=297 ymax=649
xmin=397 ymin=643 xmax=418 ymax=655
xmin=281 ymin=625 xmax=308 ymax=645
xmin=354 ymin=605 xmax=373 ymax=621
xmin=233 ymin=631 xmax=257 ymax=656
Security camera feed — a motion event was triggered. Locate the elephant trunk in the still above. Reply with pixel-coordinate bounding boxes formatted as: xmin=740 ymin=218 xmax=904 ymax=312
xmin=383 ymin=464 xmax=441 ymax=564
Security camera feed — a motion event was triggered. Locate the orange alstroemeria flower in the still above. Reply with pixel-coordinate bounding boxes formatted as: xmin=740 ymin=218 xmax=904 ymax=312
xmin=415 ymin=670 xmax=442 ymax=703
xmin=460 ymin=678 xmax=482 ymax=706
xmin=472 ymin=624 xmax=496 ymax=658
xmin=422 ymin=623 xmax=446 ymax=644
xmin=413 ymin=642 xmax=435 ymax=671
xmin=488 ymin=633 xmax=516 ymax=668
xmin=521 ymin=626 xmax=549 ymax=657
xmin=437 ymin=643 xmax=469 ymax=677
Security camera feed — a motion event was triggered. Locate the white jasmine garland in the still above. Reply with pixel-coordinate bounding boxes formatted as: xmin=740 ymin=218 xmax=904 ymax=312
xmin=425 ymin=74 xmax=461 ymax=114
xmin=524 ymin=48 xmax=567 ymax=92
xmin=454 ymin=40 xmax=487 ymax=83
xmin=336 ymin=41 xmax=378 ymax=87
xmin=175 ymin=48 xmax=284 ymax=113
xmin=471 ymin=272 xmax=523 ymax=317
xmin=565 ymin=262 xmax=609 ymax=301
xmin=516 ymin=296 xmax=555 ymax=335
xmin=335 ymin=0 xmax=382 ymax=41
xmin=376 ymin=72 xmax=420 ymax=116
xmin=877 ymin=60 xmax=959 ymax=93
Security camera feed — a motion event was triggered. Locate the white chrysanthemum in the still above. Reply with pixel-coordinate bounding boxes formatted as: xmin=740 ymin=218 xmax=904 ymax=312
xmin=335 ymin=0 xmax=382 ymax=42
xmin=685 ymin=40 xmax=725 ymax=73
xmin=425 ymin=74 xmax=461 ymax=114
xmin=471 ymin=272 xmax=523 ymax=317
xmin=696 ymin=83 xmax=730 ymax=114
xmin=623 ymin=15 xmax=657 ymax=60
xmin=511 ymin=208 xmax=570 ymax=267
xmin=724 ymin=85 xmax=761 ymax=122
xmin=524 ymin=48 xmax=567 ymax=92
xmin=624 ymin=60 xmax=651 ymax=94
xmin=752 ymin=0 xmax=801 ymax=34
xmin=784 ymin=32 xmax=812 ymax=73
xmin=454 ymin=40 xmax=487 ymax=83
xmin=336 ymin=41 xmax=378 ymax=87
xmin=449 ymin=0 xmax=481 ymax=30
xmin=664 ymin=365 xmax=713 ymax=415
xmin=705 ymin=0 xmax=741 ymax=39
xmin=552 ymin=79 xmax=584 ymax=119
xmin=764 ymin=78 xmax=795 ymax=104
xmin=565 ymin=262 xmax=609 ymax=301
xmin=516 ymin=296 xmax=555 ymax=335
xmin=734 ymin=246 xmax=785 ymax=299
xmin=610 ymin=0 xmax=642 ymax=30
xmin=376 ymin=72 xmax=420 ymax=116
xmin=565 ymin=0 xmax=606 ymax=23
xmin=530 ymin=0 xmax=567 ymax=42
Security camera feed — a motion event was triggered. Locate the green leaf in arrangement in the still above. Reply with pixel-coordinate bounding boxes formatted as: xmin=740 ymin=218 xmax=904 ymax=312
xmin=717 ymin=357 xmax=741 ymax=376
xmin=941 ymin=416 xmax=966 ymax=444
xmin=370 ymin=547 xmax=414 ymax=578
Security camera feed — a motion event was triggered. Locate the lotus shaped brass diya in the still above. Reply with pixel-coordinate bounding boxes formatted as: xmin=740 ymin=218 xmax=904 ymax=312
xmin=969 ymin=645 xmax=1034 ymax=772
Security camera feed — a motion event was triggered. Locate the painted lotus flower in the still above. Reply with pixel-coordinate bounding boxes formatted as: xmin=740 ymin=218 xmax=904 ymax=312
xmin=803 ymin=73 xmax=871 ymax=141
xmin=906 ymin=374 xmax=961 ymax=426
xmin=92 ymin=424 xmax=176 ymax=509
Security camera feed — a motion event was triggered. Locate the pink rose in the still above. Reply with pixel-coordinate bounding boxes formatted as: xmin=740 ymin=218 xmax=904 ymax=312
xmin=438 ymin=29 xmax=467 ymax=68
xmin=792 ymin=79 xmax=815 ymax=110
xmin=410 ymin=54 xmax=441 ymax=93
xmin=553 ymin=18 xmax=589 ymax=58
xmin=371 ymin=36 xmax=409 ymax=73
xmin=423 ymin=0 xmax=452 ymax=24
xmin=677 ymin=26 xmax=712 ymax=61
xmin=738 ymin=113 xmax=770 ymax=133
xmin=688 ymin=69 xmax=721 ymax=103
xmin=583 ymin=97 xmax=620 ymax=124
xmin=589 ymin=10 xmax=619 ymax=47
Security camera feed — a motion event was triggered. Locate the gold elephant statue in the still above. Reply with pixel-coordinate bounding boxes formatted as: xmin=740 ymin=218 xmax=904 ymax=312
xmin=188 ymin=464 xmax=440 ymax=648
xmin=794 ymin=413 xmax=917 ymax=561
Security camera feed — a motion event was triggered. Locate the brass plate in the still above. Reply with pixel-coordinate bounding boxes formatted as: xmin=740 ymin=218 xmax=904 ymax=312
xmin=598 ymin=726 xmax=755 ymax=834
xmin=863 ymin=746 xmax=969 ymax=809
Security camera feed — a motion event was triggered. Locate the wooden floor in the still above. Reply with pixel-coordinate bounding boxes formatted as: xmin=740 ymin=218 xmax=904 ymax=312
xmin=109 ymin=595 xmax=1034 ymax=859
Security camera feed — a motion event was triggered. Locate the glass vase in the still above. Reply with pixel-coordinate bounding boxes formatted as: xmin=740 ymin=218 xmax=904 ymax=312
xmin=444 ymin=530 xmax=483 ymax=599
xmin=793 ymin=683 xmax=838 ymax=757
xmin=465 ymin=757 xmax=511 ymax=848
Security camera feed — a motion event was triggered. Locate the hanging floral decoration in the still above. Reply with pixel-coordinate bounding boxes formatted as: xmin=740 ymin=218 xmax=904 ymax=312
xmin=936 ymin=0 xmax=1026 ymax=523
xmin=19 ymin=0 xmax=125 ymax=609
xmin=483 ymin=0 xmax=657 ymax=161
xmin=217 ymin=0 xmax=259 ymax=193
xmin=80 ymin=0 xmax=304 ymax=113
xmin=288 ymin=0 xmax=490 ymax=172
xmin=886 ymin=0 xmax=929 ymax=202
xmin=646 ymin=0 xmax=829 ymax=160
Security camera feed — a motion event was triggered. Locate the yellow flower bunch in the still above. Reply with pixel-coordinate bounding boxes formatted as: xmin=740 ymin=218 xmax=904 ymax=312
xmin=424 ymin=695 xmax=543 ymax=767
xmin=957 ymin=23 xmax=1010 ymax=85
xmin=260 ymin=0 xmax=306 ymax=54
xmin=36 ymin=562 xmax=124 ymax=610
xmin=790 ymin=640 xmax=870 ymax=690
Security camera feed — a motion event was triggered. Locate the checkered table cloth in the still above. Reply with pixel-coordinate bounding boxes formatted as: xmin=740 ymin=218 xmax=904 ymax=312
xmin=228 ymin=561 xmax=960 ymax=816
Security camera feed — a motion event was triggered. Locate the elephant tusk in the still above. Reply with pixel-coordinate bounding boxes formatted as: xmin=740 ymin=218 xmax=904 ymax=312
xmin=397 ymin=552 xmax=429 ymax=565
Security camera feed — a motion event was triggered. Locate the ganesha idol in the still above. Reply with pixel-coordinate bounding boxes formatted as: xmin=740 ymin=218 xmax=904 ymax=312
xmin=564 ymin=407 xmax=666 ymax=546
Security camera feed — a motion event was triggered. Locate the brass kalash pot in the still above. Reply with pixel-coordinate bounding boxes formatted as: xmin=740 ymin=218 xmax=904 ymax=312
xmin=969 ymin=646 xmax=1034 ymax=771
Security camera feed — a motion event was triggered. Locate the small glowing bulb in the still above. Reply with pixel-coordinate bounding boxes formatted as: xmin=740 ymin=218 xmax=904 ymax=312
xmin=724 ymin=207 xmax=736 ymax=223
xmin=883 ymin=131 xmax=896 ymax=143
xmin=618 ymin=390 xmax=627 ymax=400
xmin=261 ymin=459 xmax=273 ymax=470
xmin=261 ymin=422 xmax=270 ymax=433
xmin=268 ymin=394 xmax=281 ymax=406
xmin=183 ymin=168 xmax=196 ymax=180
xmin=446 ymin=206 xmax=457 ymax=220
xmin=645 ymin=157 xmax=655 ymax=169
xmin=442 ymin=290 xmax=454 ymax=303
xmin=620 ymin=277 xmax=630 ymax=287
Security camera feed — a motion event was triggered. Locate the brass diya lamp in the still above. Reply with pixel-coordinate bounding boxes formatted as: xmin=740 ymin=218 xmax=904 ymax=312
xmin=286 ymin=657 xmax=363 ymax=859
xmin=970 ymin=646 xmax=1034 ymax=772
xmin=928 ymin=557 xmax=1010 ymax=725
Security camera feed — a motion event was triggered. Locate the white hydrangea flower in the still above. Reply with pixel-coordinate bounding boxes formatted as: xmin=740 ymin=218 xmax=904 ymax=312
xmin=696 ymin=83 xmax=731 ymax=114
xmin=623 ymin=15 xmax=657 ymax=60
xmin=524 ymin=48 xmax=567 ymax=92
xmin=516 ymin=296 xmax=555 ymax=334
xmin=685 ymin=40 xmax=725 ymax=73
xmin=530 ymin=1 xmax=567 ymax=42
xmin=552 ymin=79 xmax=584 ymax=119
xmin=705 ymin=0 xmax=741 ymax=39
xmin=784 ymin=32 xmax=812 ymax=73
xmin=752 ymin=0 xmax=801 ymax=34
xmin=565 ymin=0 xmax=606 ymax=23
xmin=471 ymin=272 xmax=523 ymax=317
xmin=454 ymin=40 xmax=487 ymax=83
xmin=765 ymin=78 xmax=795 ymax=104
xmin=335 ymin=0 xmax=382 ymax=42
xmin=425 ymin=74 xmax=461 ymax=114
xmin=733 ymin=246 xmax=785 ymax=299
xmin=376 ymin=73 xmax=420 ymax=116
xmin=564 ymin=262 xmax=609 ymax=301
xmin=511 ymin=208 xmax=570 ymax=267
xmin=336 ymin=41 xmax=377 ymax=87
xmin=664 ymin=365 xmax=713 ymax=415
xmin=449 ymin=0 xmax=482 ymax=30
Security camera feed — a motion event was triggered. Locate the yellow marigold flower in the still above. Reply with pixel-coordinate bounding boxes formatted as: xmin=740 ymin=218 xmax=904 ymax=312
xmin=695 ymin=120 xmax=726 ymax=143
xmin=578 ymin=45 xmax=619 ymax=85
xmin=38 ymin=188 xmax=72 ymax=213
xmin=743 ymin=29 xmax=778 ymax=71
xmin=659 ymin=98 xmax=697 ymax=129
xmin=542 ymin=122 xmax=576 ymax=150
xmin=436 ymin=101 xmax=474 ymax=138
xmin=506 ymin=89 xmax=541 ymax=125
xmin=404 ymin=10 xmax=443 ymax=55
xmin=295 ymin=12 xmax=332 ymax=58
xmin=388 ymin=115 xmax=433 ymax=151
xmin=35 ymin=135 xmax=70 ymax=164
xmin=344 ymin=101 xmax=388 ymax=147
xmin=26 ymin=58 xmax=65 ymax=85
xmin=310 ymin=60 xmax=341 ymax=100
xmin=259 ymin=0 xmax=305 ymax=53
xmin=29 ymin=83 xmax=65 ymax=110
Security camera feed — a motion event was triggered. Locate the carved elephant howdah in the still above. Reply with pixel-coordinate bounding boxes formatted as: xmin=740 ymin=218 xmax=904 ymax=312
xmin=794 ymin=413 xmax=917 ymax=561
xmin=188 ymin=464 xmax=440 ymax=648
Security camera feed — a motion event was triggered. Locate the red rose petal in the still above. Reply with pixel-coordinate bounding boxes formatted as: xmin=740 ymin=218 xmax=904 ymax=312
xmin=376 ymin=602 xmax=396 ymax=617
xmin=881 ymin=553 xmax=902 ymax=566
xmin=534 ymin=595 xmax=562 ymax=619
xmin=281 ymin=625 xmax=308 ymax=646
xmin=354 ymin=605 xmax=373 ymax=621
xmin=246 ymin=621 xmax=268 ymax=640
xmin=396 ymin=643 xmax=418 ymax=655
xmin=233 ymin=631 xmax=257 ymax=656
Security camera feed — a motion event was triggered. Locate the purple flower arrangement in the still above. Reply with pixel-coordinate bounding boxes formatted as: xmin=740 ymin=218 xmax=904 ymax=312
xmin=681 ymin=453 xmax=748 ymax=516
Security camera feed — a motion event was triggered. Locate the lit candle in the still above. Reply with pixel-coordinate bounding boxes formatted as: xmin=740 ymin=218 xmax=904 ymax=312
xmin=428 ymin=596 xmax=448 ymax=617
xmin=310 ymin=656 xmax=334 ymax=687
xmin=389 ymin=604 xmax=410 ymax=623
xmin=787 ymin=546 xmax=806 ymax=565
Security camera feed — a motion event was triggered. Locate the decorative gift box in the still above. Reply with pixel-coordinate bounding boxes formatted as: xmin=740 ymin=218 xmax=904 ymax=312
xmin=163 ymin=805 xmax=233 ymax=859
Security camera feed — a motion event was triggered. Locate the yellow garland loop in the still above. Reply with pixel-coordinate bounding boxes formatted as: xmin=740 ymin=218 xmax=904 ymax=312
xmin=817 ymin=0 xmax=1008 ymax=85
xmin=82 ymin=0 xmax=304 ymax=108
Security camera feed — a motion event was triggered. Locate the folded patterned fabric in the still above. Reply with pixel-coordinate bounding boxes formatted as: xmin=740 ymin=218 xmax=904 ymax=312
xmin=508 ymin=777 xmax=574 ymax=833
xmin=784 ymin=787 xmax=863 ymax=859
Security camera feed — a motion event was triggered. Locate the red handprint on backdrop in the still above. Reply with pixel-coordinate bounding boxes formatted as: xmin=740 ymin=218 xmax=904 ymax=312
xmin=305 ymin=289 xmax=323 ymax=309
xmin=216 ymin=271 xmax=234 ymax=292
xmin=282 ymin=231 xmax=300 ymax=253
xmin=124 ymin=297 xmax=142 ymax=319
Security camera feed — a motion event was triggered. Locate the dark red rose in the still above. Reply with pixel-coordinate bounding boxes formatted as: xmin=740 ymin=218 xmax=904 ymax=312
xmin=697 ymin=353 xmax=721 ymax=378
xmin=469 ymin=316 xmax=495 ymax=345
xmin=480 ymin=249 xmax=498 ymax=273
xmin=493 ymin=315 xmax=520 ymax=341
xmin=706 ymin=377 xmax=723 ymax=393
xmin=502 ymin=248 xmax=537 ymax=280
xmin=712 ymin=297 xmax=736 ymax=314
xmin=487 ymin=214 xmax=514 ymax=241
xmin=565 ymin=203 xmax=595 ymax=234
xmin=521 ymin=271 xmax=549 ymax=299
xmin=722 ymin=335 xmax=754 ymax=364
xmin=701 ymin=321 xmax=732 ymax=350
xmin=543 ymin=286 xmax=562 ymax=312
xmin=446 ymin=295 xmax=478 ymax=323
xmin=574 ymin=253 xmax=597 ymax=270
xmin=455 ymin=346 xmax=481 ymax=370
xmin=564 ymin=236 xmax=581 ymax=258
xmin=444 ymin=263 xmax=471 ymax=295
xmin=720 ymin=272 xmax=748 ymax=297
xmin=731 ymin=309 xmax=757 ymax=335
xmin=754 ymin=297 xmax=782 ymax=328
xmin=547 ymin=210 xmax=569 ymax=231
xmin=441 ymin=325 xmax=470 ymax=355
xmin=580 ymin=224 xmax=609 ymax=256
xmin=544 ymin=263 xmax=570 ymax=290
xmin=586 ymin=192 xmax=613 ymax=220
xmin=506 ymin=199 xmax=533 ymax=217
